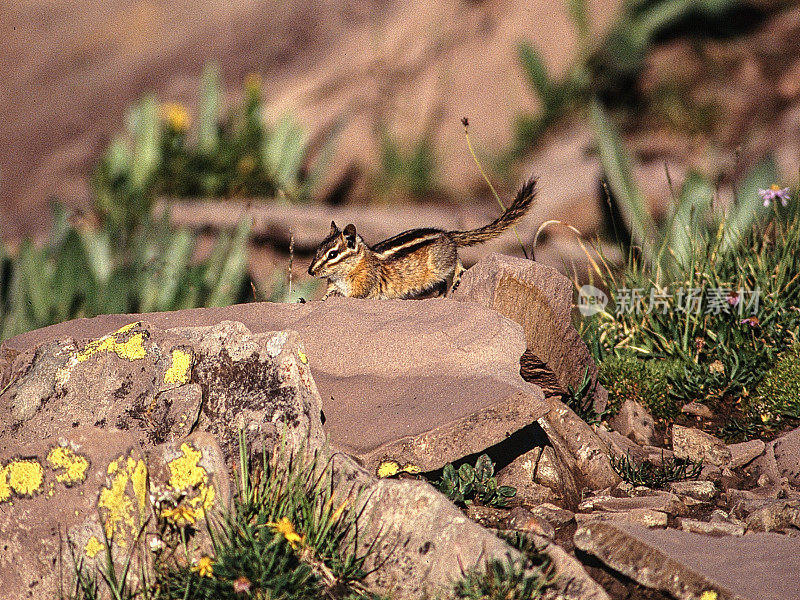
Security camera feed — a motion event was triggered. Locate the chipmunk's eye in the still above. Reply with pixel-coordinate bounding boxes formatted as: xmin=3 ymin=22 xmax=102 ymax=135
xmin=327 ymin=250 xmax=338 ymax=260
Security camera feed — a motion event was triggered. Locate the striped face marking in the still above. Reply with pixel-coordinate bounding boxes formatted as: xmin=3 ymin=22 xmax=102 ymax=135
xmin=308 ymin=223 xmax=360 ymax=277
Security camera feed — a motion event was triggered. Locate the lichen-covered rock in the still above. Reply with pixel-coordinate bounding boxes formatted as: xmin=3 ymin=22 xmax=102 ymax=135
xmin=328 ymin=452 xmax=526 ymax=600
xmin=2 ymin=313 xmax=537 ymax=600
xmin=0 ymin=320 xmax=324 ymax=460
xmin=610 ymin=399 xmax=658 ymax=446
xmin=1 ymin=298 xmax=548 ymax=477
xmin=672 ymin=425 xmax=732 ymax=467
xmin=0 ymin=429 xmax=230 ymax=600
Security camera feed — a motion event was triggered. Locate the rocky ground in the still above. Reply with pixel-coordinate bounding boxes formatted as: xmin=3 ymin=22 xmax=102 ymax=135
xmin=1 ymin=254 xmax=798 ymax=599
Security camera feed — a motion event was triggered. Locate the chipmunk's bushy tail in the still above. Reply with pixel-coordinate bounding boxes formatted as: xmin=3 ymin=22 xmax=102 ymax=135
xmin=449 ymin=176 xmax=537 ymax=247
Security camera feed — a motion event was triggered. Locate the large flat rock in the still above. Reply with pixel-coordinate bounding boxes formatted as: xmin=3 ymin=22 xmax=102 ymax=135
xmin=1 ymin=298 xmax=547 ymax=473
xmin=574 ymin=521 xmax=800 ymax=600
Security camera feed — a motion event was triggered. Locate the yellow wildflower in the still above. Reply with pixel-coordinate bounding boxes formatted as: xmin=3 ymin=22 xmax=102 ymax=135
xmin=237 ymin=155 xmax=256 ymax=176
xmin=268 ymin=517 xmax=305 ymax=549
xmin=162 ymin=103 xmax=190 ymax=132
xmin=192 ymin=555 xmax=214 ymax=578
xmin=161 ymin=504 xmax=197 ymax=527
xmin=699 ymin=591 xmax=718 ymax=600
xmin=244 ymin=72 xmax=262 ymax=94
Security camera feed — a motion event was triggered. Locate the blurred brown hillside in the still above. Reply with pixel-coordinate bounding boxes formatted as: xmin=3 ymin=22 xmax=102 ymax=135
xmin=0 ymin=0 xmax=620 ymax=239
xmin=3 ymin=0 xmax=800 ymax=243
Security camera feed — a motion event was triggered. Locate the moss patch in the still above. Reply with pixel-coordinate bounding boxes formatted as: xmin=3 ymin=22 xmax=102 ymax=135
xmin=600 ymin=356 xmax=683 ymax=421
xmin=752 ymin=344 xmax=800 ymax=423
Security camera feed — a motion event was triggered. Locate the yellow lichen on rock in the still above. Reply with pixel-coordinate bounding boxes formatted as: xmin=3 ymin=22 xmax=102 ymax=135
xmin=75 ymin=322 xmax=147 ymax=364
xmin=167 ymin=443 xmax=216 ymax=520
xmin=84 ymin=536 xmax=105 ymax=558
xmin=376 ymin=459 xmax=420 ymax=478
xmin=47 ymin=447 xmax=89 ymax=485
xmin=131 ymin=459 xmax=148 ymax=518
xmin=168 ymin=443 xmax=206 ymax=490
xmin=164 ymin=349 xmax=192 ymax=385
xmin=98 ymin=455 xmax=148 ymax=544
xmin=0 ymin=460 xmax=44 ymax=501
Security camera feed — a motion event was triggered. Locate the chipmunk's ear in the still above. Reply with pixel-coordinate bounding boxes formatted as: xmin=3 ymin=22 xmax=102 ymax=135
xmin=343 ymin=224 xmax=357 ymax=248
xmin=329 ymin=220 xmax=339 ymax=235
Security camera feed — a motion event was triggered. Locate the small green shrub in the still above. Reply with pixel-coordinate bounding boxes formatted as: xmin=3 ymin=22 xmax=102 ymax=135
xmin=599 ymin=356 xmax=683 ymax=420
xmin=752 ymin=344 xmax=800 ymax=423
xmin=64 ymin=435 xmax=380 ymax=600
xmin=451 ymin=556 xmax=550 ymax=600
xmin=610 ymin=452 xmax=702 ymax=488
xmin=0 ymin=206 xmax=250 ymax=341
xmin=563 ymin=366 xmax=607 ymax=424
xmin=94 ymin=65 xmax=327 ymax=218
xmin=374 ymin=125 xmax=437 ymax=197
xmin=437 ymin=454 xmax=516 ymax=508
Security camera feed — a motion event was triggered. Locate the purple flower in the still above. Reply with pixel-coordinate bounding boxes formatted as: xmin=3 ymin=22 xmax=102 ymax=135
xmin=740 ymin=316 xmax=760 ymax=328
xmin=758 ymin=185 xmax=790 ymax=207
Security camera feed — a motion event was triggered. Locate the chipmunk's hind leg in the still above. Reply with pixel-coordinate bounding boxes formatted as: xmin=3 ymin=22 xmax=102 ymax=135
xmin=449 ymin=259 xmax=465 ymax=295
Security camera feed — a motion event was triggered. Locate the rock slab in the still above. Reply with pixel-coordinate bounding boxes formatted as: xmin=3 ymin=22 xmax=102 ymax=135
xmin=574 ymin=521 xmax=800 ymax=600
xmin=0 ymin=298 xmax=548 ymax=475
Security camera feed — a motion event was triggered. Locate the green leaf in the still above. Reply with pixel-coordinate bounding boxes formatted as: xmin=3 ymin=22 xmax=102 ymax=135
xmin=566 ymin=0 xmax=590 ymax=51
xmin=517 ymin=41 xmax=552 ymax=110
xmin=17 ymin=239 xmax=51 ymax=326
xmin=129 ymin=96 xmax=162 ymax=192
xmin=662 ymin=171 xmax=713 ymax=272
xmin=497 ymin=486 xmax=517 ymax=498
xmin=104 ymin=137 xmax=132 ymax=181
xmin=52 ymin=229 xmax=92 ymax=322
xmin=474 ymin=454 xmax=494 ymax=480
xmin=198 ymin=63 xmax=221 ymax=153
xmin=206 ymin=219 xmax=249 ymax=307
xmin=263 ymin=114 xmax=308 ymax=191
xmin=589 ymin=99 xmax=657 ymax=259
xmin=79 ymin=228 xmax=114 ymax=284
xmin=458 ymin=463 xmax=476 ymax=484
xmin=154 ymin=229 xmax=195 ymax=311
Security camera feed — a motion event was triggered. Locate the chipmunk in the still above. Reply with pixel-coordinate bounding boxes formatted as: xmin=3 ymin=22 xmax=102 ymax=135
xmin=307 ymin=176 xmax=537 ymax=300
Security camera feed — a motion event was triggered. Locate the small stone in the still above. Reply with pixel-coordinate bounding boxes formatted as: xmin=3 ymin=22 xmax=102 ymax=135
xmin=672 ymin=425 xmax=731 ymax=467
xmin=677 ymin=517 xmax=745 ymax=536
xmin=465 ymin=504 xmax=509 ymax=529
xmin=668 ymin=480 xmax=718 ymax=502
xmin=745 ymin=500 xmax=800 ymax=533
xmin=641 ymin=445 xmax=674 ymax=465
xmin=534 ymin=446 xmax=563 ymax=491
xmin=575 ymin=508 xmax=668 ymax=528
xmin=709 ymin=509 xmax=747 ymax=529
xmin=727 ymin=439 xmax=765 ymax=469
xmin=680 ymin=401 xmax=713 ymax=419
xmin=610 ymin=399 xmax=658 ymax=446
xmin=528 ymin=502 xmax=575 ymax=529
xmin=578 ymin=493 xmax=686 ymax=516
xmin=506 ymin=507 xmax=556 ymax=539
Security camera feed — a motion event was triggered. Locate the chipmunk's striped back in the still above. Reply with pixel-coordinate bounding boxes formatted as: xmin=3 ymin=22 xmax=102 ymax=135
xmin=308 ymin=176 xmax=537 ymax=300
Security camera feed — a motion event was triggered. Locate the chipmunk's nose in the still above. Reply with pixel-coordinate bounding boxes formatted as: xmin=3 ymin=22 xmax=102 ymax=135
xmin=307 ymin=263 xmax=315 ymax=276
